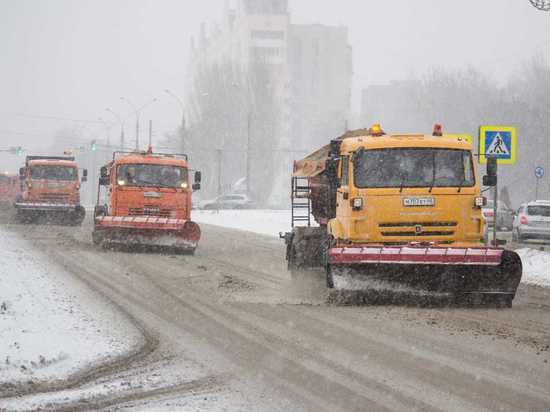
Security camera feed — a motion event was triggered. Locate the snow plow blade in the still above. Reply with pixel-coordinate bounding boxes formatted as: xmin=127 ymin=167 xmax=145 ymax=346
xmin=327 ymin=246 xmax=522 ymax=305
xmin=93 ymin=216 xmax=201 ymax=252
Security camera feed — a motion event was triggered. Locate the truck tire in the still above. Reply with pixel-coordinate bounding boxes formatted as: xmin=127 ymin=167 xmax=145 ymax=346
xmin=286 ymin=227 xmax=327 ymax=279
xmin=94 ymin=205 xmax=107 ymax=217
xmin=92 ymin=229 xmax=104 ymax=246
xmin=326 ymin=266 xmax=335 ymax=289
xmin=69 ymin=206 xmax=86 ymax=226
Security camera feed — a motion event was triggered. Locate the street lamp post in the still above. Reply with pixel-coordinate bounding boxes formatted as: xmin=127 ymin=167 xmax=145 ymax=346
xmin=105 ymin=108 xmax=125 ymax=150
xmin=97 ymin=117 xmax=112 ymax=147
xmin=233 ymin=81 xmax=254 ymax=196
xmin=120 ymin=97 xmax=157 ymax=151
xmin=164 ymin=89 xmax=186 ymax=152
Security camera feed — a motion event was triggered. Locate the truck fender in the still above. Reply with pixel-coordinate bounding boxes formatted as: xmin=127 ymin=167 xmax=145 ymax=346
xmin=327 ymin=218 xmax=344 ymax=240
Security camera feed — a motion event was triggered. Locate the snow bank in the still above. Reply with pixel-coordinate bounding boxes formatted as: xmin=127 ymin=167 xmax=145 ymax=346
xmin=516 ymin=248 xmax=550 ymax=288
xmin=193 ymin=209 xmax=301 ymax=237
xmin=0 ymin=229 xmax=141 ymax=387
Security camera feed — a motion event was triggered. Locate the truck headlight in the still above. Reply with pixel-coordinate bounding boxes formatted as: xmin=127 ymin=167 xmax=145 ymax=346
xmin=117 ymin=180 xmax=126 ymax=186
xmin=352 ymin=197 xmax=363 ymax=210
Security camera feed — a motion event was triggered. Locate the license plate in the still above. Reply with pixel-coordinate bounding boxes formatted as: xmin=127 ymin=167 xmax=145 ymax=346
xmin=403 ymin=197 xmax=435 ymax=207
xmin=144 ymin=192 xmax=161 ymax=198
xmin=143 ymin=207 xmax=160 ymax=214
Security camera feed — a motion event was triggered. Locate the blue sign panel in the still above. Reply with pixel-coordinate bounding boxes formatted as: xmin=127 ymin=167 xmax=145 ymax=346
xmin=479 ymin=125 xmax=517 ymax=164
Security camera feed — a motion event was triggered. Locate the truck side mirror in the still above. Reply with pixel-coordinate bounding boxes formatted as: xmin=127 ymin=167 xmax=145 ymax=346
xmin=19 ymin=167 xmax=25 ymax=179
xmin=483 ymin=156 xmax=497 ymax=187
xmin=98 ymin=167 xmax=109 ymax=186
xmin=192 ymin=171 xmax=201 ymax=191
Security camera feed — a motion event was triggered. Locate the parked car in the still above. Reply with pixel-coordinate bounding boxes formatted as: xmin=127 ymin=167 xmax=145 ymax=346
xmin=482 ymin=200 xmax=514 ymax=231
xmin=201 ymin=193 xmax=255 ymax=210
xmin=512 ymin=200 xmax=550 ymax=242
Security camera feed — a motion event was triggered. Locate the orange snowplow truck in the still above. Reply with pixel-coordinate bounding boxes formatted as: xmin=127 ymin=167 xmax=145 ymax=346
xmin=15 ymin=156 xmax=87 ymax=225
xmin=0 ymin=172 xmax=20 ymax=204
xmin=92 ymin=148 xmax=201 ymax=253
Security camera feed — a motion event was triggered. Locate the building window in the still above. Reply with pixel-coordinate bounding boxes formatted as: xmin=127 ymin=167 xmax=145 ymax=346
xmin=251 ymin=46 xmax=281 ymax=59
xmin=251 ymin=30 xmax=285 ymax=40
xmin=244 ymin=0 xmax=288 ymax=15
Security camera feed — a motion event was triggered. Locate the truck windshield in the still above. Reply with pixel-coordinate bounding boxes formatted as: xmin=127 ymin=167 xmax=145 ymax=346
xmin=117 ymin=164 xmax=188 ymax=188
xmin=31 ymin=166 xmax=77 ymax=181
xmin=353 ymin=148 xmax=475 ymax=189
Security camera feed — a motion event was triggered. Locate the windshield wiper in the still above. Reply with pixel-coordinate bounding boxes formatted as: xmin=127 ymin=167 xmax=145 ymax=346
xmin=428 ymin=180 xmax=435 ymax=193
xmin=457 ymin=179 xmax=464 ymax=193
xmin=399 ymin=175 xmax=407 ymax=193
xmin=428 ymin=158 xmax=437 ymax=193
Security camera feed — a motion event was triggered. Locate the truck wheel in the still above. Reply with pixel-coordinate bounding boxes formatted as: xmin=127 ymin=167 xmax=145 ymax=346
xmin=67 ymin=206 xmax=85 ymax=226
xmin=286 ymin=243 xmax=302 ymax=279
xmin=326 ymin=266 xmax=335 ymax=289
xmin=94 ymin=205 xmax=107 ymax=217
xmin=92 ymin=230 xmax=104 ymax=246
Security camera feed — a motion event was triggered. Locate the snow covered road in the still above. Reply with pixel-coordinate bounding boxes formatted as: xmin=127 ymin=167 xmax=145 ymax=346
xmin=1 ymin=209 xmax=550 ymax=411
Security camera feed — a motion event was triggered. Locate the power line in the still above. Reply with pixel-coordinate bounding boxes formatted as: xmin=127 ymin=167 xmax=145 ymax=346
xmin=2 ymin=112 xmax=105 ymax=124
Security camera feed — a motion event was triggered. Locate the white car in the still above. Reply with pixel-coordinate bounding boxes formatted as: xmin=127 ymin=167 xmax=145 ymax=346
xmin=200 ymin=193 xmax=255 ymax=210
xmin=482 ymin=200 xmax=514 ymax=231
xmin=512 ymin=200 xmax=550 ymax=242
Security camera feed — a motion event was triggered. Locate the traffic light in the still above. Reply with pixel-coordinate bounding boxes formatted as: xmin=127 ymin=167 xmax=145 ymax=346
xmin=16 ymin=146 xmax=23 ymax=156
xmin=91 ymin=140 xmax=97 ymax=152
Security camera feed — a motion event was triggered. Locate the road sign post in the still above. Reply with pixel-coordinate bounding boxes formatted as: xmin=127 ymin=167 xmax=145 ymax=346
xmin=479 ymin=125 xmax=517 ymax=165
xmin=535 ymin=166 xmax=544 ymax=200
xmin=479 ymin=126 xmax=517 ymax=246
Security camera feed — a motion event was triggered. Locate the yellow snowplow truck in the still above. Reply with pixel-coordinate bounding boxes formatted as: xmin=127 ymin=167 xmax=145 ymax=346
xmin=282 ymin=124 xmax=522 ymax=307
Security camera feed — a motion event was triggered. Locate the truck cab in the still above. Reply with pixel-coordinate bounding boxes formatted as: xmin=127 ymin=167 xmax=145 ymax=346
xmin=0 ymin=172 xmax=20 ymax=204
xmin=328 ymin=128 xmax=485 ymax=248
xmin=15 ymin=156 xmax=87 ymax=225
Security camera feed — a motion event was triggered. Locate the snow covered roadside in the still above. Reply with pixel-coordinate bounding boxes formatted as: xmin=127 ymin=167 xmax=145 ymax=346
xmin=516 ymin=248 xmax=550 ymax=288
xmin=193 ymin=209 xmax=296 ymax=237
xmin=0 ymin=229 xmax=142 ymax=390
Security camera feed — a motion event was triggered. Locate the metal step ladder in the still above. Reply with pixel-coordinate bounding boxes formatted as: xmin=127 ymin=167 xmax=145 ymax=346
xmin=291 ymin=176 xmax=311 ymax=228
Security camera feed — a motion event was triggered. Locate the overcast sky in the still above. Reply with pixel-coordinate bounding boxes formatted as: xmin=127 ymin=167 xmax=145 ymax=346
xmin=0 ymin=0 xmax=548 ymax=156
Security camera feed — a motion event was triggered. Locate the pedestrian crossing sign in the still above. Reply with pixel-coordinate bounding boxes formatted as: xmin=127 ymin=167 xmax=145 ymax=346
xmin=479 ymin=125 xmax=517 ymax=165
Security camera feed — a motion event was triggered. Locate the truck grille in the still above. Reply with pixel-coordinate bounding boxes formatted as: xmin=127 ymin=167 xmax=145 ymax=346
xmin=39 ymin=193 xmax=70 ymax=202
xmin=379 ymin=221 xmax=457 ymax=237
xmin=128 ymin=207 xmax=172 ymax=217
